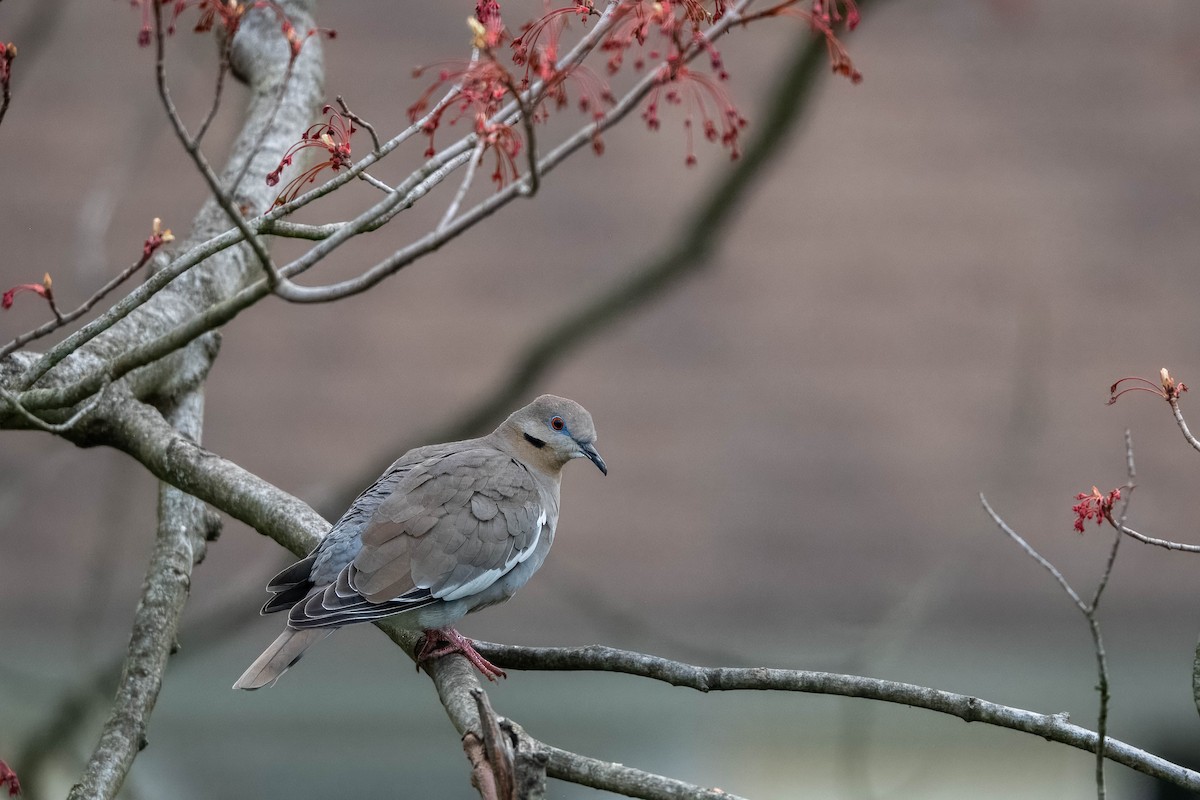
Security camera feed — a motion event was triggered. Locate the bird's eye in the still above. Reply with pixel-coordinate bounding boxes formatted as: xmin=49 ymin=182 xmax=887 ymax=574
xmin=550 ymin=416 xmax=565 ymax=431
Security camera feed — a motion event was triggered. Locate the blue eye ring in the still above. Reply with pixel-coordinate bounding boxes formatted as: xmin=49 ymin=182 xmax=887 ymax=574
xmin=550 ymin=416 xmax=565 ymax=431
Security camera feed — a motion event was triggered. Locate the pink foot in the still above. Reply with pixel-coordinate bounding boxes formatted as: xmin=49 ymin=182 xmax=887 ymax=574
xmin=416 ymin=627 xmax=507 ymax=681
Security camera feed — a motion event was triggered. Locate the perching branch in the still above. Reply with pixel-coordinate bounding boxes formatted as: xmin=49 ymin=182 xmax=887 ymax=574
xmin=468 ymin=642 xmax=1200 ymax=793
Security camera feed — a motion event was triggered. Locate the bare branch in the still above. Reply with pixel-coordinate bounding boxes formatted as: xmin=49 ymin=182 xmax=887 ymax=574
xmin=0 ymin=245 xmax=158 ymax=361
xmin=980 ymin=494 xmax=1087 ymax=612
xmin=67 ymin=391 xmax=215 ymax=800
xmin=193 ymin=37 xmax=232 ymax=146
xmin=470 ymin=642 xmax=1200 ymax=792
xmin=540 ymin=743 xmax=745 ymax=800
xmin=87 ymin=392 xmax=327 ymax=557
xmin=1115 ymin=524 xmax=1200 ymax=552
xmin=336 ymin=94 xmax=381 ymax=154
xmin=981 ymin=482 xmax=1130 ymax=800
xmin=1169 ymin=396 xmax=1200 ymax=454
xmin=438 ymin=140 xmax=487 ymax=233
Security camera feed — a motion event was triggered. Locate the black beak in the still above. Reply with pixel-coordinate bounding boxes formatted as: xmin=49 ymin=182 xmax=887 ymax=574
xmin=579 ymin=441 xmax=607 ymax=475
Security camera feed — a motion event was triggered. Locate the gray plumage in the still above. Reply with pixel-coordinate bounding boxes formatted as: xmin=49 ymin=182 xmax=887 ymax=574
xmin=234 ymin=395 xmax=605 ymax=689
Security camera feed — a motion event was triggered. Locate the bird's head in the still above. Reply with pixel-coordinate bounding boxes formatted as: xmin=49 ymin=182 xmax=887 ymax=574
xmin=503 ymin=394 xmax=607 ymax=475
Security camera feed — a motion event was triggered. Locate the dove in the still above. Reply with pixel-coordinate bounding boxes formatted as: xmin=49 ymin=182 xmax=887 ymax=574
xmin=234 ymin=395 xmax=605 ymax=689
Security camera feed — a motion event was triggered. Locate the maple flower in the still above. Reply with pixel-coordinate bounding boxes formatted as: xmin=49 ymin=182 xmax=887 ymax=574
xmin=143 ymin=217 xmax=176 ymax=258
xmin=479 ymin=118 xmax=524 ymax=186
xmin=409 ymin=43 xmax=518 ymax=156
xmin=0 ymin=759 xmax=19 ymax=798
xmin=762 ymin=0 xmax=863 ymax=83
xmin=1 ymin=273 xmax=52 ymax=311
xmin=471 ymin=1 xmax=507 ymax=49
xmin=601 ymin=1 xmax=690 ymax=75
xmin=0 ymin=41 xmax=15 ymax=83
xmin=1072 ymin=486 xmax=1121 ymax=534
xmin=510 ymin=1 xmax=614 ymax=137
xmin=511 ymin=2 xmax=592 ymax=85
xmin=169 ymin=0 xmax=249 ymax=36
xmin=812 ymin=0 xmax=860 ymax=31
xmin=1107 ymin=368 xmax=1188 ymax=405
xmin=266 ymin=106 xmax=355 ymax=206
xmin=643 ymin=61 xmax=747 ymax=165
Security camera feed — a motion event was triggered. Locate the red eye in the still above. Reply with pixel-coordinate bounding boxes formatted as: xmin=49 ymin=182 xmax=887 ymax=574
xmin=551 ymin=416 xmax=565 ymax=431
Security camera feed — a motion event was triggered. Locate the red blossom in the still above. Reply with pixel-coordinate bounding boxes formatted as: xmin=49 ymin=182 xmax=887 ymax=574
xmin=143 ymin=217 xmax=175 ymax=258
xmin=267 ymin=106 xmax=355 ymax=206
xmin=409 ymin=47 xmax=516 ymax=157
xmin=479 ymin=119 xmax=523 ymax=186
xmin=1108 ymin=368 xmax=1188 ymax=405
xmin=510 ymin=2 xmax=613 ymax=133
xmin=0 ymin=759 xmax=19 ymax=798
xmin=0 ymin=41 xmax=16 ymax=83
xmin=1072 ymin=486 xmax=1121 ymax=534
xmin=641 ymin=58 xmax=746 ymax=165
xmin=512 ymin=3 xmax=592 ymax=84
xmin=812 ymin=0 xmax=860 ymax=31
xmin=474 ymin=0 xmax=507 ymax=49
xmin=132 ymin=0 xmax=154 ymax=46
xmin=2 ymin=274 xmax=51 ymax=311
xmin=170 ymin=0 xmax=249 ymax=36
xmin=758 ymin=0 xmax=863 ymax=84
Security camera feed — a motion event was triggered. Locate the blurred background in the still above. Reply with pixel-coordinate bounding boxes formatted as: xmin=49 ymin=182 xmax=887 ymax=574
xmin=3 ymin=0 xmax=1200 ymax=797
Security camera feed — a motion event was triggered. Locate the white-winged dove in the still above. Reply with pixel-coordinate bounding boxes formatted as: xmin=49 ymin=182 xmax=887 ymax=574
xmin=233 ymin=395 xmax=605 ymax=689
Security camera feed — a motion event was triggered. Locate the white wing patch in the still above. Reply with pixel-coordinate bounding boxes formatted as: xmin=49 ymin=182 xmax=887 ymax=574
xmin=434 ymin=508 xmax=546 ymax=602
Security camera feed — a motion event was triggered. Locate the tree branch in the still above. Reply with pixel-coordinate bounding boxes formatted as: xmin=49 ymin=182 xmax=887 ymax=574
xmin=67 ymin=391 xmax=216 ymax=800
xmin=87 ymin=392 xmax=326 ymax=557
xmin=470 ymin=642 xmax=1200 ymax=793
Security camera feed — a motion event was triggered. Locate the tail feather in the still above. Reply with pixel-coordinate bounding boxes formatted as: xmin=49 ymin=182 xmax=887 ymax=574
xmin=233 ymin=628 xmax=332 ymax=690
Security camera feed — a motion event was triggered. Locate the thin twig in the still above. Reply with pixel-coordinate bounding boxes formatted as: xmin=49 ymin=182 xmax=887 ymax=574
xmin=336 ymin=94 xmax=380 ymax=154
xmin=1168 ymin=397 xmax=1200 ymax=454
xmin=981 ymin=480 xmax=1130 ymax=800
xmin=153 ymin=3 xmax=288 ymax=284
xmin=1090 ymin=432 xmax=1133 ymax=611
xmin=438 ymin=139 xmax=487 ymax=233
xmin=0 ymin=249 xmax=157 ymax=361
xmin=1115 ymin=525 xmax=1200 ymax=553
xmin=498 ymin=70 xmax=540 ymax=197
xmin=0 ymin=379 xmax=108 ymax=433
xmin=194 ymin=36 xmax=232 ymax=145
xmin=980 ymin=494 xmax=1087 ymax=612
xmin=227 ymin=56 xmax=296 ymax=198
